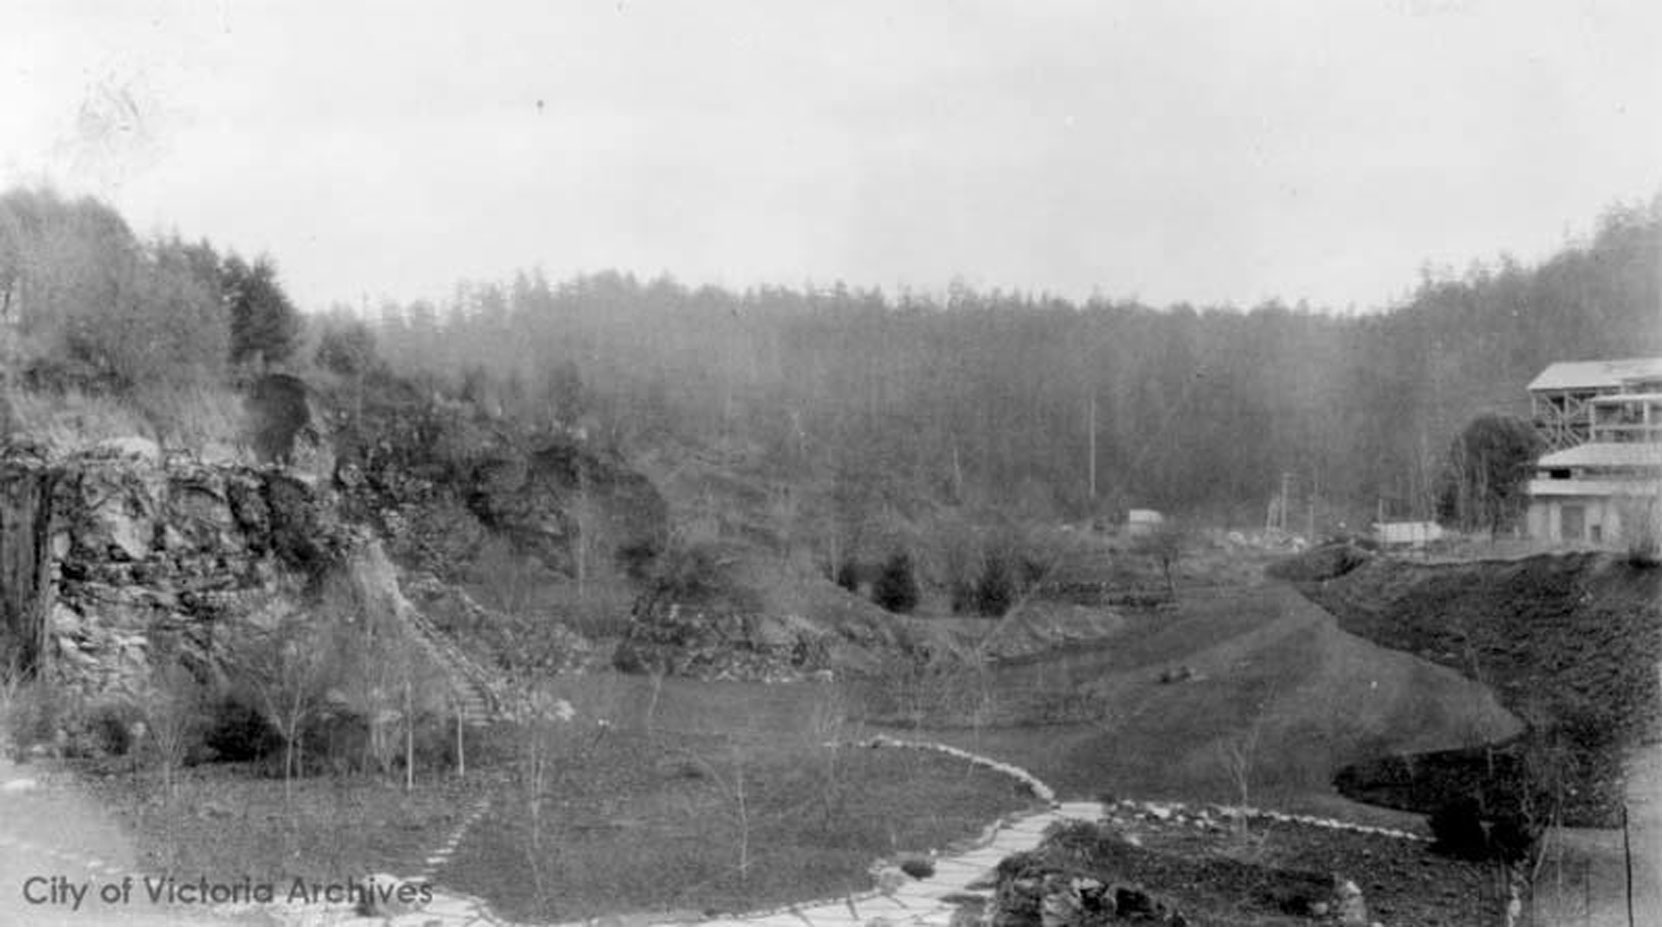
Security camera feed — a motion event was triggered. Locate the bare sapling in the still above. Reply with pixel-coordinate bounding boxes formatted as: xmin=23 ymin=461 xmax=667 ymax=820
xmin=807 ymin=684 xmax=852 ymax=824
xmin=140 ymin=657 xmax=205 ymax=801
xmin=241 ymin=612 xmax=335 ymax=803
xmin=511 ymin=681 xmax=576 ymax=913
xmin=643 ymin=665 xmax=667 ymax=740
xmin=1218 ymin=716 xmax=1263 ymax=829
xmin=682 ymin=736 xmax=756 ymax=883
xmin=0 ymin=661 xmax=22 ymax=758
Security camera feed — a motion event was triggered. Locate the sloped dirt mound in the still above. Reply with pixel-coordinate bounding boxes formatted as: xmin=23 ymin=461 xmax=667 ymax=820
xmin=1265 ymin=541 xmax=1372 ymax=583
xmin=1300 ymin=552 xmax=1662 ymax=827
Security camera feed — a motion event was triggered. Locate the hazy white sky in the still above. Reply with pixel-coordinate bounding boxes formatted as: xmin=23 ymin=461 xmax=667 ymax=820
xmin=4 ymin=1 xmax=1660 ymax=312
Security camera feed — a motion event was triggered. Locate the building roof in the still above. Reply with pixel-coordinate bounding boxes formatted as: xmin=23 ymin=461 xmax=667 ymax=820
xmin=1528 ymin=357 xmax=1662 ymax=392
xmin=1537 ymin=442 xmax=1662 ymax=469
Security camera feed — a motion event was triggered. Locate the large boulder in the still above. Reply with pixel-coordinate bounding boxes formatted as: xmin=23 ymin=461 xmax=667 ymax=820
xmin=246 ymin=373 xmax=335 ymax=484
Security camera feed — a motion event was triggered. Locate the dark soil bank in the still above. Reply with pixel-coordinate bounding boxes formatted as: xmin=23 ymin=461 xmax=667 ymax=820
xmin=1295 ymin=551 xmax=1662 ymax=827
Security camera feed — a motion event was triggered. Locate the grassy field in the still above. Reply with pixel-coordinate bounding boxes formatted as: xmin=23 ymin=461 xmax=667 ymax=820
xmin=84 ymin=670 xmax=1037 ymax=922
xmin=71 ymin=563 xmax=1554 ymax=921
xmin=446 ymin=733 xmax=1030 ymax=920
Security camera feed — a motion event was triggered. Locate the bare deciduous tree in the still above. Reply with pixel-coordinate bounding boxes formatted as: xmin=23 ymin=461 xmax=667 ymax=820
xmin=239 ymin=610 xmax=335 ymax=801
xmin=138 ymin=655 xmax=205 ymax=800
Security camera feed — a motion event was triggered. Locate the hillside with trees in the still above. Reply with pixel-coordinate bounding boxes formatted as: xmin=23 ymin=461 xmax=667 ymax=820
xmin=351 ymin=195 xmax=1661 ymax=533
xmin=2 ymin=184 xmax=1658 ymax=924
xmin=0 ymin=188 xmax=303 ymax=449
xmin=3 ymin=184 xmax=1659 ymax=542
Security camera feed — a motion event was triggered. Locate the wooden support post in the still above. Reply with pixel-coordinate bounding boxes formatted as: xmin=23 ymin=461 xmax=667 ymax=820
xmin=404 ymin=679 xmax=414 ymax=793
xmin=455 ymin=697 xmax=465 ymax=779
xmin=1624 ymin=803 xmax=1635 ymax=927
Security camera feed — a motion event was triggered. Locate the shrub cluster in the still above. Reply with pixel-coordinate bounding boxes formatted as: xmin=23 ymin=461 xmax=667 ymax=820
xmin=973 ymin=552 xmax=1016 ymax=616
xmin=871 ymin=551 xmax=920 ymax=614
xmin=1427 ymin=795 xmax=1541 ymax=864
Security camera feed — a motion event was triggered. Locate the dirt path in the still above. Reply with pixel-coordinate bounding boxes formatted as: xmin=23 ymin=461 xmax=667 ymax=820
xmin=1529 ymin=741 xmax=1662 ymax=926
xmin=0 ymin=755 xmax=234 ymax=926
xmin=1626 ymin=740 xmax=1662 ymax=924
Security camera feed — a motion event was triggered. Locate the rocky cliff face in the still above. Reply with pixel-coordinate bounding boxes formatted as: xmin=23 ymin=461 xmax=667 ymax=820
xmin=0 ymin=405 xmax=661 ymax=714
xmin=0 ymin=457 xmax=54 ymax=678
xmin=3 ymin=439 xmax=356 ymax=701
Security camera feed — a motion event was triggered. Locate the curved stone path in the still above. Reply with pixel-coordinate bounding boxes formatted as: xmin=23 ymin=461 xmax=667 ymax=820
xmin=2 ymin=738 xmax=1430 ymax=927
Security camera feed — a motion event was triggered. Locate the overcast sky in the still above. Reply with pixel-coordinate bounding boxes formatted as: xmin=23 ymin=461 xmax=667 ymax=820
xmin=4 ymin=1 xmax=1660 ymax=313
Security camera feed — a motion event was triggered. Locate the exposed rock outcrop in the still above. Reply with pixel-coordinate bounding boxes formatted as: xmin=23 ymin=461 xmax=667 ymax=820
xmin=614 ymin=603 xmax=834 ymax=682
xmin=0 ymin=437 xmax=592 ymax=729
xmin=330 ymin=391 xmax=667 ymax=586
xmin=17 ymin=442 xmax=353 ymax=701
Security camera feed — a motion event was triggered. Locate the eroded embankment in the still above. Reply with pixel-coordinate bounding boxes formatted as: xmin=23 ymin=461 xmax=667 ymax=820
xmin=1294 ymin=550 xmax=1662 ymax=827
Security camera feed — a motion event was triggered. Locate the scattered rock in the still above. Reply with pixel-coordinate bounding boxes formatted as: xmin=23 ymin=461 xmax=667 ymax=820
xmin=1038 ymin=875 xmax=1080 ymax=927
xmin=615 ymin=603 xmax=833 ymax=682
xmin=900 ymin=857 xmax=937 ymax=879
xmin=1157 ymin=665 xmax=1195 ymax=684
xmin=874 ymin=867 xmax=909 ymax=896
xmin=1332 ymin=876 xmax=1369 ymax=926
xmin=196 ymin=800 xmax=234 ymax=820
xmin=1114 ymin=885 xmax=1162 ymax=919
xmin=354 ymin=874 xmax=425 ymax=918
xmin=93 ymin=436 xmax=161 ymax=463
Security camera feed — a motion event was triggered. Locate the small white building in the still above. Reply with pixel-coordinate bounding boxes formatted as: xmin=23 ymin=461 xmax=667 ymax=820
xmin=1372 ymin=521 xmax=1445 ymax=548
xmin=1527 ymin=442 xmax=1662 ymax=545
xmin=1126 ymin=508 xmax=1165 ymax=537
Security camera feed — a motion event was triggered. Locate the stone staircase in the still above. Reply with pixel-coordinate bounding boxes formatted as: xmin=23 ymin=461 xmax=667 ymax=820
xmin=393 ymin=589 xmax=504 ymax=728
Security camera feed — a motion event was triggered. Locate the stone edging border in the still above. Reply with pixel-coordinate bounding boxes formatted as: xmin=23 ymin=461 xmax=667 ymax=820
xmin=843 ymin=735 xmax=1428 ymax=843
xmin=1101 ymin=797 xmax=1429 ymax=843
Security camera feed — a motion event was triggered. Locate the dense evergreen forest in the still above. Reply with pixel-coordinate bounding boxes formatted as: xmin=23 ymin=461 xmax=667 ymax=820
xmin=4 ymin=185 xmax=1660 ymax=530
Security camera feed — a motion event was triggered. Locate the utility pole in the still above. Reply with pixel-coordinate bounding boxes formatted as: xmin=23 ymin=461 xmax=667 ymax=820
xmin=1278 ymin=472 xmax=1293 ymax=533
xmin=1 ymin=278 xmax=15 ymax=438
xmin=1088 ymin=391 xmax=1098 ymax=502
xmin=1306 ymin=468 xmax=1318 ymax=541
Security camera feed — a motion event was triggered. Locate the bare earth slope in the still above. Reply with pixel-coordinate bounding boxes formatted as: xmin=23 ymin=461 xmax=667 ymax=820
xmin=1297 ymin=551 xmax=1662 ymax=827
xmin=917 ymin=583 xmax=1522 ymax=821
